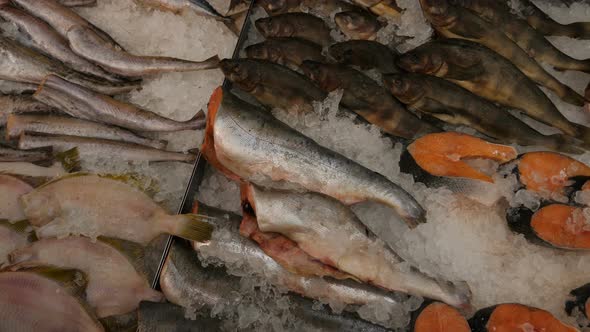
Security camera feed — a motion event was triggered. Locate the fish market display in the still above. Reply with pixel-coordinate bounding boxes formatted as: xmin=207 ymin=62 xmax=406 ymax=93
xmin=245 ymin=37 xmax=324 ymax=69
xmin=136 ymin=0 xmax=231 ymax=22
xmin=328 ymin=40 xmax=400 ymax=73
xmin=255 ymin=13 xmax=333 ymax=46
xmin=566 ymin=283 xmax=590 ymax=325
xmin=257 ymin=0 xmax=357 ymax=16
xmin=0 ymin=144 xmax=53 ymax=164
xmin=0 ymin=174 xmax=32 ymax=222
xmin=469 ymin=303 xmax=579 ymax=332
xmin=137 ymin=301 xmax=224 ymax=332
xmin=0 ymin=220 xmax=33 ymax=265
xmin=517 ymin=0 xmax=590 ymax=39
xmin=334 ymin=10 xmax=383 ymax=40
xmin=411 ymin=302 xmax=471 ymax=332
xmin=0 ymin=94 xmax=57 ymax=126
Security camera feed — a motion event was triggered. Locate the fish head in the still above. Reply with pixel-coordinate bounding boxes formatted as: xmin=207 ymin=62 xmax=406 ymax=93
xmin=397 ymin=50 xmax=443 ymax=75
xmin=382 ymin=73 xmax=424 ymax=105
xmin=419 ymin=0 xmax=455 ymax=26
xmin=258 ymin=0 xmax=293 ymax=15
xmin=219 ymin=59 xmax=258 ymax=92
xmin=245 ymin=43 xmax=281 ymax=64
xmin=254 ymin=17 xmax=280 ymax=37
xmin=299 ymin=61 xmax=339 ymax=92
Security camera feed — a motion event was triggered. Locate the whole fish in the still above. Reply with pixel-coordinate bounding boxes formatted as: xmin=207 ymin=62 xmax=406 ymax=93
xmin=383 ymin=73 xmax=581 ymax=153
xmin=0 ymin=37 xmax=139 ymax=95
xmin=203 ymin=87 xmax=425 ymax=227
xmin=59 ymin=0 xmax=97 ymax=6
xmin=34 ymin=75 xmax=204 ymax=132
xmin=18 ymin=133 xmax=196 ymax=163
xmin=137 ymin=301 xmax=224 ymax=332
xmin=519 ymin=0 xmax=590 ymax=39
xmin=0 ymin=174 xmax=32 ymax=222
xmin=67 ymin=25 xmax=220 ymax=77
xmin=19 ymin=174 xmax=213 ymax=244
xmin=300 ymin=61 xmax=439 ymax=139
xmin=135 ymin=0 xmax=230 ymax=21
xmin=0 ymin=146 xmax=79 ymax=180
xmin=7 ymin=114 xmax=168 ymax=149
xmin=0 ymin=94 xmax=57 ymax=126
xmin=8 ymin=236 xmax=165 ymax=318
xmin=0 ymin=80 xmax=37 ymax=94
xmin=255 ymin=13 xmax=333 ymax=47
xmin=0 ymin=144 xmax=53 ymax=164
xmin=245 ymin=37 xmax=324 ymax=70
xmin=190 ymin=202 xmax=405 ymax=310
xmin=0 ymin=220 xmax=33 ymax=266
xmin=11 ymin=0 xmax=125 ymax=51
xmin=328 ymin=40 xmax=400 ymax=73
xmin=0 ymin=271 xmax=104 ymax=332
xmin=335 ymin=10 xmax=383 ymax=40
xmin=452 ymin=0 xmax=590 ymax=73
xmin=219 ymin=58 xmax=326 ymax=113
xmin=257 ymin=0 xmax=357 ymax=16
xmin=418 ymin=0 xmax=585 ymax=107
xmin=0 ymin=5 xmax=126 ymax=82
xmin=397 ymin=39 xmax=590 ymax=140
xmin=243 ymin=184 xmax=472 ymax=308
xmin=351 ymin=0 xmax=401 ymax=19
xmin=0 ymin=162 xmax=71 ymax=180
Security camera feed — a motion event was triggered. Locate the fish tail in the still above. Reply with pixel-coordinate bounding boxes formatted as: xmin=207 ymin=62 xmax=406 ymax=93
xmin=184 ymin=110 xmax=206 ymax=130
xmin=559 ymin=85 xmax=586 ymax=107
xmin=55 ymin=148 xmax=81 ymax=172
xmin=567 ymin=22 xmax=590 ymax=40
xmin=171 ymin=214 xmax=214 ymax=242
xmin=440 ymin=280 xmax=473 ymax=312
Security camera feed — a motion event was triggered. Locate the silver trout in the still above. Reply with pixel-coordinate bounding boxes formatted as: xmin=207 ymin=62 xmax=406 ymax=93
xmin=203 ymin=87 xmax=425 ymax=228
xmin=0 ymin=94 xmax=57 ymax=126
xmin=418 ymin=0 xmax=585 ymax=106
xmin=7 ymin=114 xmax=168 ymax=149
xmin=34 ymin=75 xmax=204 ymax=132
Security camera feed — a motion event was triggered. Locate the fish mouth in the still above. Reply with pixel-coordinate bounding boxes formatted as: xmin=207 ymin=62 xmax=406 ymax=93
xmin=407 ymin=132 xmax=518 ymax=183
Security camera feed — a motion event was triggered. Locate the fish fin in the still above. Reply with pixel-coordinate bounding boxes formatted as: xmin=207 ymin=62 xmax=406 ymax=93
xmin=171 ymin=214 xmax=214 ymax=242
xmin=24 ymin=266 xmax=89 ymax=298
xmin=35 ymin=172 xmax=90 ymax=189
xmin=55 ymin=147 xmax=81 ymax=172
xmin=561 ymin=88 xmax=585 ymax=107
xmin=98 ymin=173 xmax=160 ymax=197
xmin=98 ymin=237 xmax=150 ymax=277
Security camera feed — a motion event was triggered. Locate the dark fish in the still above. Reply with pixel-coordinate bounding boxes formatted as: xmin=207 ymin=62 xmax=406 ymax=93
xmin=245 ymin=37 xmax=324 ymax=70
xmin=300 ymin=61 xmax=439 ymax=139
xmin=136 ymin=0 xmax=231 ymax=21
xmin=257 ymin=0 xmax=357 ymax=16
xmin=255 ymin=13 xmax=333 ymax=46
xmin=219 ymin=58 xmax=326 ymax=113
xmin=59 ymin=0 xmax=96 ymax=6
xmin=397 ymin=39 xmax=590 ymax=140
xmin=351 ymin=0 xmax=401 ymax=19
xmin=418 ymin=0 xmax=585 ymax=106
xmin=469 ymin=303 xmax=578 ymax=332
xmin=335 ymin=10 xmax=383 ymax=40
xmin=383 ymin=73 xmax=582 ymax=153
xmin=137 ymin=301 xmax=223 ymax=332
xmin=328 ymin=40 xmax=400 ymax=73
xmin=452 ymin=0 xmax=590 ymax=73
xmin=565 ymin=283 xmax=590 ymax=325
xmin=519 ymin=0 xmax=590 ymax=39
xmin=410 ymin=301 xmax=471 ymax=332
xmin=0 ymin=94 xmax=57 ymax=126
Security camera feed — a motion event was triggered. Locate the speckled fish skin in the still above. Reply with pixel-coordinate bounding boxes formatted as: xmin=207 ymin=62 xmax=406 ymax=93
xmin=0 ymin=37 xmax=139 ymax=95
xmin=166 ymin=234 xmax=393 ymax=331
xmin=210 ymin=89 xmax=425 ymax=227
xmin=0 ymin=174 xmax=32 ymax=222
xmin=191 ymin=203 xmax=404 ymax=309
xmin=67 ymin=25 xmax=220 ymax=77
xmin=334 ymin=10 xmax=383 ymax=40
xmin=0 ymin=94 xmax=57 ymax=126
xmin=0 ymin=144 xmax=53 ymax=164
xmin=300 ymin=61 xmax=439 ymax=140
xmin=255 ymin=13 xmax=333 ymax=47
xmin=0 ymin=271 xmax=105 ymax=332
xmin=418 ymin=0 xmax=585 ymax=107
xmin=383 ymin=73 xmax=582 ymax=153
xmin=245 ymin=184 xmax=472 ymax=308
xmin=7 ymin=236 xmax=165 ymax=318
xmin=0 ymin=5 xmax=125 ymax=82
xmin=451 ymin=0 xmax=590 ymax=73
xmin=328 ymin=40 xmax=400 ymax=74
xmin=34 ymin=75 xmax=204 ymax=132
xmin=397 ymin=39 xmax=590 ymax=140
xmin=136 ymin=0 xmax=229 ymax=21
xmin=219 ymin=58 xmax=326 ymax=113
xmin=11 ymin=0 xmax=125 ymax=51
xmin=0 ymin=80 xmax=38 ymax=94
xmin=245 ymin=37 xmax=324 ymax=70
xmin=7 ymin=114 xmax=168 ymax=149
xmin=59 ymin=0 xmax=97 ymax=6
xmin=519 ymin=0 xmax=590 ymax=39
xmin=18 ymin=134 xmax=195 ymax=163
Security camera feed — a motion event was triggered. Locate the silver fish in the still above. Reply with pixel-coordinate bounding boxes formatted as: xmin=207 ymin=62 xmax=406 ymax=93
xmin=136 ymin=0 xmax=230 ymax=21
xmin=18 ymin=133 xmax=196 ymax=163
xmin=243 ymin=184 xmax=472 ymax=308
xmin=0 ymin=5 xmax=125 ymax=82
xmin=34 ymin=75 xmax=205 ymax=132
xmin=189 ymin=203 xmax=404 ymax=310
xmin=0 ymin=174 xmax=32 ymax=222
xmin=0 ymin=144 xmax=53 ymax=164
xmin=0 ymin=37 xmax=139 ymax=95
xmin=204 ymin=87 xmax=425 ymax=228
xmin=59 ymin=0 xmax=97 ymax=6
xmin=11 ymin=0 xmax=125 ymax=51
xmin=67 ymin=25 xmax=220 ymax=77
xmin=7 ymin=236 xmax=165 ymax=318
xmin=0 ymin=271 xmax=105 ymax=332
xmin=7 ymin=114 xmax=168 ymax=149
xmin=0 ymin=94 xmax=57 ymax=126
xmin=137 ymin=301 xmax=224 ymax=332
xmin=0 ymin=80 xmax=37 ymax=94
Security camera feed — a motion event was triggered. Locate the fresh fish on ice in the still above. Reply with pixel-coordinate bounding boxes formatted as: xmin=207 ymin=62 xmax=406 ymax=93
xmin=351 ymin=0 xmax=401 ymax=19
xmin=7 ymin=114 xmax=168 ymax=149
xmin=19 ymin=174 xmax=213 ymax=244
xmin=334 ymin=10 xmax=384 ymax=40
xmin=0 ymin=94 xmax=57 ymax=126
xmin=0 ymin=174 xmax=32 ymax=222
xmin=469 ymin=303 xmax=579 ymax=332
xmin=0 ymin=144 xmax=53 ymax=165
xmin=203 ymin=87 xmax=426 ymax=228
xmin=245 ymin=37 xmax=324 ymax=70
xmin=0 ymin=220 xmax=33 ymax=266
xmin=328 ymin=40 xmax=400 ymax=74
xmin=59 ymin=0 xmax=97 ymax=6
xmin=566 ymin=282 xmax=590 ymax=327
xmin=34 ymin=75 xmax=205 ymax=132
xmin=257 ymin=0 xmax=357 ymax=16
xmin=7 ymin=236 xmax=165 ymax=318
xmin=411 ymin=302 xmax=471 ymax=332
xmin=0 ymin=80 xmax=37 ymax=94
xmin=137 ymin=301 xmax=224 ymax=332
xmin=255 ymin=13 xmax=333 ymax=47
xmin=519 ymin=0 xmax=590 ymax=39
xmin=136 ymin=0 xmax=231 ymax=22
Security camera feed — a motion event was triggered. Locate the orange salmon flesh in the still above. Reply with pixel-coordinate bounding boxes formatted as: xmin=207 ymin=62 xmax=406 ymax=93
xmin=532 ymin=204 xmax=590 ymax=249
xmin=408 ymin=132 xmax=517 ymax=183
xmin=414 ymin=302 xmax=470 ymax=332
xmin=518 ymin=152 xmax=590 ymax=196
xmin=486 ymin=304 xmax=578 ymax=332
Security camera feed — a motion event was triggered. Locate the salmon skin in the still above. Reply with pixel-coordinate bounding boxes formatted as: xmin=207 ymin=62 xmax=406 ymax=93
xmin=410 ymin=301 xmax=471 ymax=332
xmin=565 ymin=283 xmax=590 ymax=326
xmin=418 ymin=0 xmax=585 ymax=107
xmin=518 ymin=0 xmax=590 ymax=39
xmin=468 ymin=303 xmax=579 ymax=332
xmin=204 ymin=86 xmax=426 ymax=228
